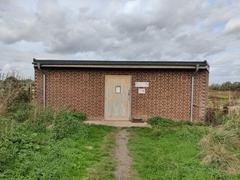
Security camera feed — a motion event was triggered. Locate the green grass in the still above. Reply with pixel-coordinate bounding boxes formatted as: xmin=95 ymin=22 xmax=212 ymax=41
xmin=0 ymin=121 xmax=116 ymax=179
xmin=0 ymin=106 xmax=117 ymax=179
xmin=2 ymin=103 xmax=239 ymax=179
xmin=128 ymin=126 xmax=240 ymax=180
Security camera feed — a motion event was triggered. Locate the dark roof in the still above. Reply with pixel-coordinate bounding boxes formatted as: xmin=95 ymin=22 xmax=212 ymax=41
xmin=33 ymin=58 xmax=209 ymax=70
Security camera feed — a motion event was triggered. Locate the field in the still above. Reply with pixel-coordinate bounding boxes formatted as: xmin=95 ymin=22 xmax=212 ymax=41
xmin=208 ymin=90 xmax=240 ymax=109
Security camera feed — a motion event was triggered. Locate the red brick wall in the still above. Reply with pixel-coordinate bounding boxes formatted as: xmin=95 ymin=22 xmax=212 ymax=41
xmin=34 ymin=68 xmax=209 ymax=121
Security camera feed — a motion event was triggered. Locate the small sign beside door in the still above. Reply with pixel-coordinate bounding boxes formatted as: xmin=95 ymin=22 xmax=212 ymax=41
xmin=138 ymin=88 xmax=146 ymax=94
xmin=135 ymin=82 xmax=149 ymax=87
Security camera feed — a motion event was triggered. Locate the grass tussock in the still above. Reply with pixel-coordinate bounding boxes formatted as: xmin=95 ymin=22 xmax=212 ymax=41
xmin=200 ymin=111 xmax=240 ymax=174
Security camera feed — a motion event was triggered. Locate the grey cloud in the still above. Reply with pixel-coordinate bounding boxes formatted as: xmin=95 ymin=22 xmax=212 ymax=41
xmin=174 ymin=33 xmax=225 ymax=57
xmin=0 ymin=0 xmax=239 ymax=83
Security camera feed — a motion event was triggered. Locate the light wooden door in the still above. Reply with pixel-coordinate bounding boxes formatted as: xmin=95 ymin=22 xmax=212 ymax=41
xmin=105 ymin=75 xmax=131 ymax=120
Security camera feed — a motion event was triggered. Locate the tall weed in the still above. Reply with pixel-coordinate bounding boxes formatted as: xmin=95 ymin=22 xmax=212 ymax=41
xmin=200 ymin=111 xmax=240 ymax=173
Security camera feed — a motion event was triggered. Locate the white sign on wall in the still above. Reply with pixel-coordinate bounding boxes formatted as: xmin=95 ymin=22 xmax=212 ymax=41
xmin=138 ymin=88 xmax=146 ymax=94
xmin=135 ymin=82 xmax=149 ymax=87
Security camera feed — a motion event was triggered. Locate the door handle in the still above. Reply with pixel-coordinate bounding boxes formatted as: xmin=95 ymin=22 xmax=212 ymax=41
xmin=128 ymin=89 xmax=131 ymax=100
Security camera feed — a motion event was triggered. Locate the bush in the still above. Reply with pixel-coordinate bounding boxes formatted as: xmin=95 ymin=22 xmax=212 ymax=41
xmin=7 ymin=90 xmax=31 ymax=112
xmin=0 ymin=76 xmax=32 ymax=115
xmin=70 ymin=111 xmax=86 ymax=122
xmin=148 ymin=116 xmax=194 ymax=128
xmin=148 ymin=117 xmax=176 ymax=127
xmin=0 ymin=77 xmax=19 ymax=114
xmin=53 ymin=111 xmax=87 ymax=140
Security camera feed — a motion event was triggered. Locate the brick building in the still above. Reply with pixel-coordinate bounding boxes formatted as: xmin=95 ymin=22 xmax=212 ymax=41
xmin=33 ymin=59 xmax=209 ymax=122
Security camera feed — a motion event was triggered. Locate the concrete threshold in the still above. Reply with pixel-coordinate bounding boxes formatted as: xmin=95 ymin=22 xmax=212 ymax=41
xmin=84 ymin=120 xmax=151 ymax=128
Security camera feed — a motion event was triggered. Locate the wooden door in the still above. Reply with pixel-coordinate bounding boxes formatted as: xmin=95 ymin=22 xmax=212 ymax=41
xmin=104 ymin=75 xmax=131 ymax=120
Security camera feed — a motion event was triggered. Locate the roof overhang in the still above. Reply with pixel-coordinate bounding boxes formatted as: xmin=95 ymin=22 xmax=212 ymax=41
xmin=33 ymin=58 xmax=209 ymax=71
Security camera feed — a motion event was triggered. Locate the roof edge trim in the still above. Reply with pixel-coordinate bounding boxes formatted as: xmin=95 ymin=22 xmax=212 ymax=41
xmin=32 ymin=58 xmax=209 ymax=70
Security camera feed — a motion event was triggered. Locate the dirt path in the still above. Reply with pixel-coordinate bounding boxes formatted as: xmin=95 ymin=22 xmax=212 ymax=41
xmin=114 ymin=128 xmax=132 ymax=180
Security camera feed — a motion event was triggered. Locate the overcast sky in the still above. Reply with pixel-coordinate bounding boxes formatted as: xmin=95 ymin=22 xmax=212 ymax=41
xmin=0 ymin=0 xmax=239 ymax=83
